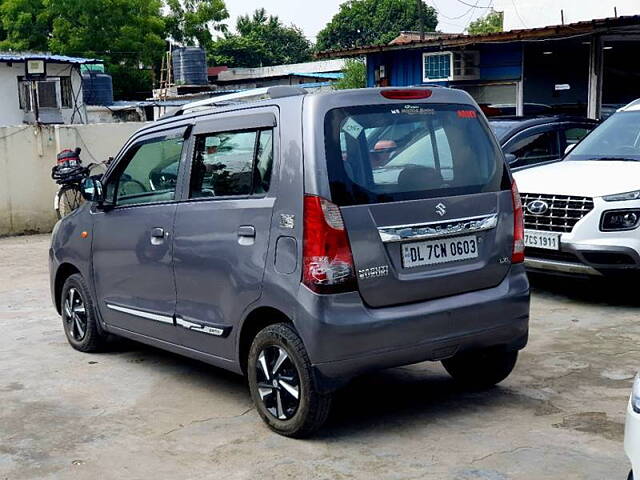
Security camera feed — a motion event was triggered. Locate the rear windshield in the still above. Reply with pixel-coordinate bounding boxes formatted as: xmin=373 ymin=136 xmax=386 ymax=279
xmin=324 ymin=103 xmax=506 ymax=206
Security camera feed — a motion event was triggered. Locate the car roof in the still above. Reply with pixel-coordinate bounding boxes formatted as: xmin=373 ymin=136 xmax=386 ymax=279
xmin=134 ymin=86 xmax=478 ymax=139
xmin=489 ymin=115 xmax=597 ymax=126
xmin=618 ymin=98 xmax=640 ymax=112
xmin=488 ymin=115 xmax=598 ymax=141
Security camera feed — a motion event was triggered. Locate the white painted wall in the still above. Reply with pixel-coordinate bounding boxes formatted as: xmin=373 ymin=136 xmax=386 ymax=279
xmin=0 ymin=122 xmax=145 ymax=236
xmin=496 ymin=0 xmax=640 ymax=31
xmin=0 ymin=62 xmax=86 ymax=127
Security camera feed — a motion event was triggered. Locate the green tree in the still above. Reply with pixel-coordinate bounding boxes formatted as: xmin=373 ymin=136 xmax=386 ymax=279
xmin=0 ymin=0 xmax=50 ymax=51
xmin=467 ymin=10 xmax=503 ymax=35
xmin=334 ymin=59 xmax=366 ymax=90
xmin=165 ymin=0 xmax=228 ymax=47
xmin=44 ymin=0 xmax=166 ymax=99
xmin=210 ymin=8 xmax=313 ymax=67
xmin=317 ymin=0 xmax=437 ymax=52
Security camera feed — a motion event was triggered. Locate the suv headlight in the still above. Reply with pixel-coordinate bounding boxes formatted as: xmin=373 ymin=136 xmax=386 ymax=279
xmin=603 ymin=190 xmax=640 ymax=202
xmin=632 ymin=373 xmax=640 ymax=414
xmin=601 ymin=209 xmax=640 ymax=231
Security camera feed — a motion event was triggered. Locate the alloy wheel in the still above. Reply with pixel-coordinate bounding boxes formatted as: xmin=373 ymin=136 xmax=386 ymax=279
xmin=63 ymin=287 xmax=88 ymax=341
xmin=255 ymin=345 xmax=301 ymax=420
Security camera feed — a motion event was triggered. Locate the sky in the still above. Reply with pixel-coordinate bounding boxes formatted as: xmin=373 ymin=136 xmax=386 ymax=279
xmin=224 ymin=0 xmax=493 ymax=40
xmin=224 ymin=0 xmax=640 ymax=41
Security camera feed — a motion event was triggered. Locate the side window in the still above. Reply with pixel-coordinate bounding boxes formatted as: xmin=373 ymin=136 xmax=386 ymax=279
xmin=507 ymin=131 xmax=559 ymax=163
xmin=564 ymin=126 xmax=591 ymax=146
xmin=189 ymin=129 xmax=273 ymax=198
xmin=106 ymin=136 xmax=184 ymax=207
xmin=254 ymin=130 xmax=273 ymax=194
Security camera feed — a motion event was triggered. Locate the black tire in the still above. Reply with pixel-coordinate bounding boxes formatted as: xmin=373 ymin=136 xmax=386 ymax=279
xmin=442 ymin=349 xmax=518 ymax=389
xmin=61 ymin=273 xmax=107 ymax=352
xmin=247 ymin=323 xmax=332 ymax=438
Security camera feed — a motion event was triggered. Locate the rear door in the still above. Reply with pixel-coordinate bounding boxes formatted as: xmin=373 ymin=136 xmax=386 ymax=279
xmin=172 ymin=110 xmax=277 ymax=359
xmin=323 ymin=102 xmax=513 ymax=308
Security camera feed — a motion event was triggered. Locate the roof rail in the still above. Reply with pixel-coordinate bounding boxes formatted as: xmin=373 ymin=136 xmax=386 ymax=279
xmin=172 ymin=86 xmax=308 ymax=117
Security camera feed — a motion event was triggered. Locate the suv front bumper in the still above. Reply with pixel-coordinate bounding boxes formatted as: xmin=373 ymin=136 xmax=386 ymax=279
xmin=524 ymin=198 xmax=640 ymax=276
xmin=525 ymin=243 xmax=640 ymax=276
xmin=294 ymin=265 xmax=530 ymax=391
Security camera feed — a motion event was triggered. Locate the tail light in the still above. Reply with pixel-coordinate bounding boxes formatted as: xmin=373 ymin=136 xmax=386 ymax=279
xmin=302 ymin=195 xmax=357 ymax=294
xmin=511 ymin=181 xmax=525 ymax=263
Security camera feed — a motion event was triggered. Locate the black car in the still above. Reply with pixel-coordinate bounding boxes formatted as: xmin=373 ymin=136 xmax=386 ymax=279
xmin=490 ymin=116 xmax=598 ymax=170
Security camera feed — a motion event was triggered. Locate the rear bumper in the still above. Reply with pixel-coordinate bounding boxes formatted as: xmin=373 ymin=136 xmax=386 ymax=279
xmin=294 ymin=265 xmax=530 ymax=390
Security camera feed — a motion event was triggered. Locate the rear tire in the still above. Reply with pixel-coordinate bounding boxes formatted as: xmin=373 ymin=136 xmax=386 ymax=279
xmin=61 ymin=274 xmax=107 ymax=352
xmin=442 ymin=349 xmax=518 ymax=389
xmin=247 ymin=323 xmax=332 ymax=438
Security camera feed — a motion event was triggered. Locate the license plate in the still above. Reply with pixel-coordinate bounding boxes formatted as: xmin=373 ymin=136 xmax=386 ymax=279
xmin=524 ymin=230 xmax=560 ymax=250
xmin=402 ymin=235 xmax=478 ymax=268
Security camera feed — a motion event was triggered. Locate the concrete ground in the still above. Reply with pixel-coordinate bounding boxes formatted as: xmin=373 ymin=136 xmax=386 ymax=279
xmin=0 ymin=234 xmax=638 ymax=480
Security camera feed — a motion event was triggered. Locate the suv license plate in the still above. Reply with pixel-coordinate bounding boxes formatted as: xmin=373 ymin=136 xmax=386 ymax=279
xmin=524 ymin=230 xmax=560 ymax=250
xmin=402 ymin=235 xmax=478 ymax=268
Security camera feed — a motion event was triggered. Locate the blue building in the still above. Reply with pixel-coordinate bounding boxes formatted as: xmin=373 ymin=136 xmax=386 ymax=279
xmin=319 ymin=15 xmax=640 ymax=119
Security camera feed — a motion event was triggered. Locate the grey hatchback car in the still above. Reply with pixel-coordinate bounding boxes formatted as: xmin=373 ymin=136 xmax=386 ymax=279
xmin=50 ymin=86 xmax=530 ymax=437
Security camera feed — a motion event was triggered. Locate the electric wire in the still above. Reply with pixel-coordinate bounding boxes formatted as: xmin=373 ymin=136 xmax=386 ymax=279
xmin=452 ymin=0 xmax=494 ymax=8
xmin=511 ymin=0 xmax=527 ymax=28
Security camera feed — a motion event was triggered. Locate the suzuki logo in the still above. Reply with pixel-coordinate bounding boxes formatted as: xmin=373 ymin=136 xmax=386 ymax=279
xmin=435 ymin=203 xmax=447 ymax=216
xmin=526 ymin=200 xmax=550 ymax=216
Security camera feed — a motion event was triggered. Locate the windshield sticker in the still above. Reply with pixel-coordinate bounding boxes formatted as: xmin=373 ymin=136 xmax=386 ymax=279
xmin=342 ymin=117 xmax=364 ymax=139
xmin=457 ymin=110 xmax=477 ymax=119
xmin=391 ymin=105 xmax=435 ymax=116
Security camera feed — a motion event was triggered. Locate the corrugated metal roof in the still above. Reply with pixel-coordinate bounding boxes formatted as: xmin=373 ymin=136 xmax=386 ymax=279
xmin=290 ymin=72 xmax=344 ymax=80
xmin=0 ymin=53 xmax=103 ymax=64
xmin=317 ymin=15 xmax=640 ymax=58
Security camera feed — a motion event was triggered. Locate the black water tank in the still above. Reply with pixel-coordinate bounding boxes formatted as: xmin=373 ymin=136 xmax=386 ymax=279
xmin=173 ymin=47 xmax=207 ymax=85
xmin=82 ymin=73 xmax=114 ymax=105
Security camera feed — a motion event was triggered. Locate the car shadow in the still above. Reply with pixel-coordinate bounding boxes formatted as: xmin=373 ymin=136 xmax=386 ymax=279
xmin=96 ymin=339 xmax=518 ymax=438
xmin=319 ymin=367 xmax=518 ymax=439
xmin=528 ymin=272 xmax=640 ymax=307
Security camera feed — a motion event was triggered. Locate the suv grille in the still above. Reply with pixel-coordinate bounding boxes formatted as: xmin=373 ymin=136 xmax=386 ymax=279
xmin=520 ymin=193 xmax=594 ymax=233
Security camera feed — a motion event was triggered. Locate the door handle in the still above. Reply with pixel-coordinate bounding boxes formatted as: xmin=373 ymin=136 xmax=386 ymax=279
xmin=237 ymin=225 xmax=256 ymax=246
xmin=150 ymin=227 xmax=167 ymax=246
xmin=151 ymin=227 xmax=165 ymax=238
xmin=238 ymin=226 xmax=256 ymax=238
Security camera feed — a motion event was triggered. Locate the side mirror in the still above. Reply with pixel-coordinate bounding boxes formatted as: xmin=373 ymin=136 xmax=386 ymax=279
xmin=504 ymin=153 xmax=517 ymax=165
xmin=80 ymin=177 xmax=104 ymax=203
xmin=564 ymin=143 xmax=577 ymax=155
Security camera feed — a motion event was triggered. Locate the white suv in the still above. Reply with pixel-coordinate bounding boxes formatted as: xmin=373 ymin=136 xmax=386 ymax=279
xmin=514 ymin=99 xmax=640 ymax=276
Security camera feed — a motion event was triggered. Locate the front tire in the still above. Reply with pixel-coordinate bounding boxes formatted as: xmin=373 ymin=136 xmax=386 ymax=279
xmin=442 ymin=349 xmax=518 ymax=389
xmin=247 ymin=323 xmax=332 ymax=438
xmin=61 ymin=274 xmax=107 ymax=352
